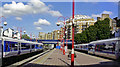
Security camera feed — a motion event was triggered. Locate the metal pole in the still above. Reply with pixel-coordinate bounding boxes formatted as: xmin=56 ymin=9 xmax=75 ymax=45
xmin=58 ymin=16 xmax=66 ymax=55
xmin=30 ymin=33 xmax=32 ymax=41
xmin=17 ymin=27 xmax=24 ymax=39
xmin=61 ymin=29 xmax=63 ymax=51
xmin=60 ymin=34 xmax=62 ymax=51
xmin=63 ymin=18 xmax=66 ymax=55
xmin=36 ymin=36 xmax=37 ymax=42
xmin=62 ymin=27 xmax=65 ymax=55
xmin=71 ymin=0 xmax=75 ymax=66
xmin=66 ymin=39 xmax=68 ymax=54
xmin=20 ymin=27 xmax=22 ymax=39
xmin=57 ymin=16 xmax=69 ymax=55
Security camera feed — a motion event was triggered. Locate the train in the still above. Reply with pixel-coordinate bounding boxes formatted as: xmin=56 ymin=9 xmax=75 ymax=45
xmin=0 ymin=37 xmax=43 ymax=58
xmin=74 ymin=37 xmax=120 ymax=60
xmin=74 ymin=43 xmax=88 ymax=53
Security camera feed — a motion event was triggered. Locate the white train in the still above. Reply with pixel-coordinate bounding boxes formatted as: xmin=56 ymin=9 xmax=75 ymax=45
xmin=74 ymin=37 xmax=120 ymax=60
xmin=74 ymin=43 xmax=88 ymax=52
xmin=0 ymin=37 xmax=43 ymax=58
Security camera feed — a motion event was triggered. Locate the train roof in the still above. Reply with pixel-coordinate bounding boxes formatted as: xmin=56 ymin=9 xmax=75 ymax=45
xmin=0 ymin=37 xmax=43 ymax=45
xmin=90 ymin=37 xmax=120 ymax=44
xmin=78 ymin=43 xmax=88 ymax=46
xmin=74 ymin=43 xmax=89 ymax=46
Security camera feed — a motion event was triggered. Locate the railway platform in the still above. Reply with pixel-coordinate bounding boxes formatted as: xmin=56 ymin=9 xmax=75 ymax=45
xmin=14 ymin=49 xmax=120 ymax=67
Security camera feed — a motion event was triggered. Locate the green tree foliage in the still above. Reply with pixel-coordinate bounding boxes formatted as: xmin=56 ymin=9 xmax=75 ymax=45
xmin=22 ymin=34 xmax=30 ymax=39
xmin=74 ymin=18 xmax=111 ymax=44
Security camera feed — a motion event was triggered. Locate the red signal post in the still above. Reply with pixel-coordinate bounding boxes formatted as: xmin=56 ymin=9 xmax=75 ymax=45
xmin=71 ymin=0 xmax=75 ymax=67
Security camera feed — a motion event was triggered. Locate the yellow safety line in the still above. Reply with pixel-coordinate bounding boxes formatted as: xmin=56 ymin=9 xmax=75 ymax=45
xmin=32 ymin=49 xmax=55 ymax=64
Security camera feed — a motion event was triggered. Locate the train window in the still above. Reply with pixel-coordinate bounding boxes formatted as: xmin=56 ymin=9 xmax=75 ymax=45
xmin=5 ymin=42 xmax=8 ymax=52
xmin=36 ymin=44 xmax=38 ymax=48
xmin=21 ymin=43 xmax=30 ymax=50
xmin=5 ymin=42 xmax=19 ymax=51
xmin=78 ymin=46 xmax=79 ymax=48
xmin=95 ymin=45 xmax=105 ymax=51
xmin=9 ymin=43 xmax=12 ymax=51
xmin=40 ymin=45 xmax=42 ymax=48
xmin=88 ymin=45 xmax=94 ymax=51
xmin=9 ymin=43 xmax=18 ymax=51
xmin=32 ymin=45 xmax=35 ymax=49
xmin=95 ymin=43 xmax=115 ymax=54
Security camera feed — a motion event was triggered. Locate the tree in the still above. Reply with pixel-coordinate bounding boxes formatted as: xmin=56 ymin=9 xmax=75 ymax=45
xmin=80 ymin=30 xmax=88 ymax=43
xmin=95 ymin=18 xmax=111 ymax=40
xmin=75 ymin=33 xmax=82 ymax=44
xmin=86 ymin=26 xmax=97 ymax=42
xmin=22 ymin=34 xmax=30 ymax=39
xmin=74 ymin=18 xmax=111 ymax=44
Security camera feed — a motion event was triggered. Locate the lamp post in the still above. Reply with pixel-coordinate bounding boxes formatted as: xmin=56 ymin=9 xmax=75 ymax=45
xmin=23 ymin=29 xmax=26 ymax=34
xmin=29 ymin=32 xmax=33 ymax=41
xmin=56 ymin=16 xmax=66 ymax=55
xmin=59 ymin=30 xmax=63 ymax=51
xmin=33 ymin=34 xmax=35 ymax=40
xmin=20 ymin=27 xmax=22 ymax=39
xmin=17 ymin=27 xmax=26 ymax=39
xmin=56 ymin=16 xmax=70 ymax=55
xmin=36 ymin=36 xmax=38 ymax=42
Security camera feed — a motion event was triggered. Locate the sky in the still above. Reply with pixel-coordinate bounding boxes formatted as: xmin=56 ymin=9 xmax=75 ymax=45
xmin=0 ymin=0 xmax=119 ymax=37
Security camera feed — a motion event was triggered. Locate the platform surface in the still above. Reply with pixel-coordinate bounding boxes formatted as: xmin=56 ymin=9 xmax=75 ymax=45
xmin=22 ymin=49 xmax=120 ymax=67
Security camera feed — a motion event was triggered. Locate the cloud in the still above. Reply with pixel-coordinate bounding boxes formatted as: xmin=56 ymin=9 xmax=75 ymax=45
xmin=77 ymin=0 xmax=118 ymax=2
xmin=91 ymin=14 xmax=101 ymax=18
xmin=91 ymin=10 xmax=113 ymax=18
xmin=15 ymin=17 xmax=22 ymax=21
xmin=34 ymin=18 xmax=51 ymax=26
xmin=0 ymin=0 xmax=119 ymax=2
xmin=0 ymin=7 xmax=2 ymax=16
xmin=102 ymin=11 xmax=112 ymax=15
xmin=36 ymin=27 xmax=42 ymax=30
xmin=49 ymin=10 xmax=63 ymax=17
xmin=44 ymin=0 xmax=119 ymax=2
xmin=2 ymin=0 xmax=62 ymax=17
xmin=12 ymin=26 xmax=17 ymax=30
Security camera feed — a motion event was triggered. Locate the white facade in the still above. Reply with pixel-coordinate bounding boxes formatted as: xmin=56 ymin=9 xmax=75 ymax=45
xmin=3 ymin=28 xmax=21 ymax=39
xmin=3 ymin=28 xmax=14 ymax=38
xmin=0 ymin=27 xmax=3 ymax=37
xmin=14 ymin=32 xmax=20 ymax=39
xmin=66 ymin=15 xmax=97 ymax=39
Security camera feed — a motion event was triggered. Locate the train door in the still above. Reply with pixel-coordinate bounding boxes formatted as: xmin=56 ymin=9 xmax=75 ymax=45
xmin=54 ymin=44 xmax=56 ymax=48
xmin=30 ymin=44 xmax=32 ymax=52
xmin=4 ymin=41 xmax=10 ymax=57
xmin=0 ymin=40 xmax=2 ymax=67
xmin=18 ymin=43 xmax=21 ymax=54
